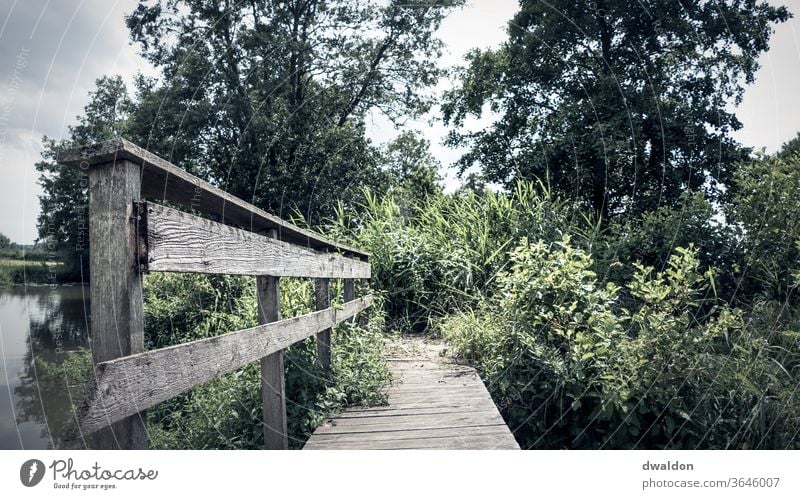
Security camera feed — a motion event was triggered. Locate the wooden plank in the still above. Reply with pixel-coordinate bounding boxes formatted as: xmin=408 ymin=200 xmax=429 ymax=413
xmin=336 ymin=406 xmax=495 ymax=420
xmin=144 ymin=202 xmax=370 ymax=279
xmin=57 ymin=138 xmax=368 ymax=258
xmin=386 ymin=389 xmax=491 ymax=402
xmin=339 ymin=400 xmax=498 ymax=415
xmin=304 ymin=425 xmax=513 ymax=449
xmin=315 ymin=278 xmax=331 ymax=372
xmin=258 ymin=228 xmax=288 ymax=450
xmin=304 ymin=337 xmax=519 ymax=450
xmin=72 ymin=296 xmax=372 ymax=436
xmin=303 ymin=424 xmax=513 ymax=449
xmin=305 ymin=433 xmax=519 ymax=450
xmin=312 ymin=414 xmax=504 ymax=435
xmin=87 ymin=159 xmax=147 ymax=450
xmin=317 ymin=409 xmax=502 ymax=427
xmin=305 ymin=424 xmax=512 ymax=444
xmin=389 ymin=383 xmax=487 ymax=393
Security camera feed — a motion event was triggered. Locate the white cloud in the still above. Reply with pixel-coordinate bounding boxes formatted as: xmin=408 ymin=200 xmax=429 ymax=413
xmin=0 ymin=0 xmax=797 ymax=244
xmin=0 ymin=0 xmax=148 ymax=244
xmin=732 ymin=2 xmax=800 ymax=153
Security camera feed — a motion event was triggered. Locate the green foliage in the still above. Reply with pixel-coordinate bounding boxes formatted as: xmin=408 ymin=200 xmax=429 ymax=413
xmin=382 ymin=131 xmax=443 ymax=213
xmin=443 ymin=0 xmax=790 ymax=217
xmin=36 ymin=75 xmax=132 ymax=281
xmin=124 ymin=0 xmax=464 ymax=223
xmin=327 ymin=181 xmax=580 ymax=331
xmin=37 ymin=2 xmax=466 ymax=278
xmin=731 ymin=151 xmax=800 ymax=304
xmin=595 ymin=192 xmax=742 ymax=301
xmin=442 ymin=241 xmax=800 ymax=449
xmin=0 ymin=259 xmax=66 ymax=286
xmin=0 ymin=233 xmax=10 ymax=249
xmin=777 ymin=131 xmax=800 ymax=159
xmin=143 ymin=273 xmax=390 ymax=449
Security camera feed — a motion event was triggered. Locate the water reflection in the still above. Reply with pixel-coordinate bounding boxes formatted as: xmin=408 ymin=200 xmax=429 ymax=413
xmin=0 ymin=286 xmax=90 ymax=449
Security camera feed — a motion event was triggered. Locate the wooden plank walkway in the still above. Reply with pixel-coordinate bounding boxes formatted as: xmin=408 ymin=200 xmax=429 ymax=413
xmin=304 ymin=337 xmax=519 ymax=450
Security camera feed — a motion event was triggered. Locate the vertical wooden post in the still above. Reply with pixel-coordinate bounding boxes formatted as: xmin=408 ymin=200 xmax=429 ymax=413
xmin=357 ymin=275 xmax=370 ymax=328
xmin=88 ymin=158 xmax=147 ymax=450
xmin=343 ymin=279 xmax=355 ymax=302
xmin=258 ymin=228 xmax=288 ymax=450
xmin=314 ymin=278 xmax=331 ymax=372
xmin=343 ymin=279 xmax=355 ymax=324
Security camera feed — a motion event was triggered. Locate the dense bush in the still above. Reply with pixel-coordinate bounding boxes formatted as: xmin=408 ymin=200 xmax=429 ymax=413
xmin=327 ymin=182 xmax=584 ymax=331
xmin=731 ymin=152 xmax=800 ymax=305
xmin=324 ymin=179 xmax=800 ymax=449
xmin=441 ymin=240 xmax=800 ymax=449
xmin=594 ymin=192 xmax=743 ymax=303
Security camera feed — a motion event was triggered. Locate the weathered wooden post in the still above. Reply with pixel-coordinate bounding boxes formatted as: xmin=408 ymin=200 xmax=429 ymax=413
xmin=88 ymin=157 xmax=147 ymax=449
xmin=314 ymin=277 xmax=331 ymax=372
xmin=358 ymin=276 xmax=370 ymax=328
xmin=343 ymin=279 xmax=355 ymax=324
xmin=257 ymin=228 xmax=288 ymax=450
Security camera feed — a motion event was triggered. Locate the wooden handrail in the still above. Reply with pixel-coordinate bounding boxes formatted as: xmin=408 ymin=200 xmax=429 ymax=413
xmin=143 ymin=202 xmax=370 ymax=278
xmin=70 ymin=296 xmax=373 ymax=437
xmin=58 ymin=139 xmax=373 ymax=450
xmin=57 ymin=138 xmax=369 ymax=259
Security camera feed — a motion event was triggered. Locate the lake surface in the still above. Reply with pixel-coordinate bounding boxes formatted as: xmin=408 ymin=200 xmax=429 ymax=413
xmin=0 ymin=286 xmax=90 ymax=449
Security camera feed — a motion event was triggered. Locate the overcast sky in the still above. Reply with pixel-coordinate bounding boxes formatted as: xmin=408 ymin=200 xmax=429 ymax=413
xmin=0 ymin=0 xmax=798 ymax=244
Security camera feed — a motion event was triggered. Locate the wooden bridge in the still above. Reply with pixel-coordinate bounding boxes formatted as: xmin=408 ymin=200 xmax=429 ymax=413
xmin=58 ymin=139 xmax=518 ymax=450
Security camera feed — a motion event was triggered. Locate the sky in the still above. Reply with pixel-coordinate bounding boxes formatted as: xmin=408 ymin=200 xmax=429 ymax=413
xmin=0 ymin=0 xmax=799 ymax=244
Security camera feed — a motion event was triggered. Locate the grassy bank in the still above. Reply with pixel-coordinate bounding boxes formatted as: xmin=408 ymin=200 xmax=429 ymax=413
xmin=0 ymin=258 xmax=66 ymax=286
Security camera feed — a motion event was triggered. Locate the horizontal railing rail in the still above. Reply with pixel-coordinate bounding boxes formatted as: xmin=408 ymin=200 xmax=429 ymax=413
xmin=141 ymin=202 xmax=371 ymax=278
xmin=58 ymin=137 xmax=369 ymax=258
xmin=57 ymin=139 xmax=372 ymax=450
xmin=73 ymin=296 xmax=373 ymax=437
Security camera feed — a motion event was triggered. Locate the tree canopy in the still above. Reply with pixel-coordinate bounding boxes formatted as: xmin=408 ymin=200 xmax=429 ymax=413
xmin=36 ymin=76 xmax=132 ymax=280
xmin=36 ymin=0 xmax=463 ymax=278
xmin=443 ymin=0 xmax=790 ymax=219
xmin=125 ymin=0 xmax=464 ymax=221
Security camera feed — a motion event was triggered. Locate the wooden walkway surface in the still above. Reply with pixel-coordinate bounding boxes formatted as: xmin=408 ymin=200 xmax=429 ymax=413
xmin=304 ymin=337 xmax=519 ymax=450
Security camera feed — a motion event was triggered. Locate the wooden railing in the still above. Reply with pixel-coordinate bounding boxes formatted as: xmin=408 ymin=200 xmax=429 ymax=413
xmin=57 ymin=138 xmax=372 ymax=450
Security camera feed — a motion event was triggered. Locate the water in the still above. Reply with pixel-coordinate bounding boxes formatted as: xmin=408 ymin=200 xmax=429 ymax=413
xmin=0 ymin=286 xmax=90 ymax=449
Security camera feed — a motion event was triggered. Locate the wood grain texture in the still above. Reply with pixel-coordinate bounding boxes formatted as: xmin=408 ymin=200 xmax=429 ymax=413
xmin=144 ymin=202 xmax=370 ymax=278
xmin=304 ymin=340 xmax=519 ymax=450
xmin=315 ymin=278 xmax=331 ymax=372
xmin=57 ymin=138 xmax=368 ymax=258
xmin=343 ymin=279 xmax=355 ymax=325
xmin=87 ymin=159 xmax=148 ymax=450
xmin=304 ymin=429 xmax=514 ymax=450
xmin=75 ymin=296 xmax=373 ymax=436
xmin=258 ymin=228 xmax=288 ymax=450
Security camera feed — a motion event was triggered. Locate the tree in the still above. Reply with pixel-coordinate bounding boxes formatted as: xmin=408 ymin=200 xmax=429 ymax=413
xmin=0 ymin=232 xmax=10 ymax=249
xmin=125 ymin=0 xmax=464 ymax=222
xmin=383 ymin=131 xmax=442 ymax=208
xmin=443 ymin=0 xmax=790 ymax=219
xmin=731 ymin=147 xmax=800 ymax=304
xmin=36 ymin=75 xmax=132 ymax=280
xmin=777 ymin=131 xmax=800 ymax=159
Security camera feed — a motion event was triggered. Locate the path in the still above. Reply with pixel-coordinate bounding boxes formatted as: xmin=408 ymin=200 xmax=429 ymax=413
xmin=304 ymin=336 xmax=520 ymax=450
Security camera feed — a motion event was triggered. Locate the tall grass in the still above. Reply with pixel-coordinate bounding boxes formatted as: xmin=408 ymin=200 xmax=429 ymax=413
xmin=322 ymin=181 xmax=800 ymax=449
xmin=326 ymin=181 xmax=593 ymax=332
